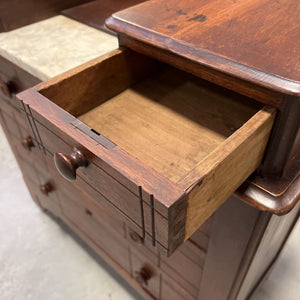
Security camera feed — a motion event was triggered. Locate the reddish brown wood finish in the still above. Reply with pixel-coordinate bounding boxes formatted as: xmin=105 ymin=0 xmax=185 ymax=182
xmin=0 ymin=95 xmax=206 ymax=299
xmin=106 ymin=0 xmax=300 ymax=99
xmin=131 ymin=249 xmax=160 ymax=299
xmin=0 ymin=3 xmax=299 ymax=298
xmin=54 ymin=147 xmax=88 ymax=181
xmin=237 ymin=176 xmax=300 ymax=215
xmin=106 ymin=0 xmax=300 ymax=180
xmin=16 ymin=49 xmax=276 ymax=254
xmin=0 ymin=0 xmax=91 ymax=32
xmin=0 ymin=47 xmax=296 ymax=219
xmin=1 ymin=92 xmax=299 ymax=299
xmin=0 ymin=56 xmax=40 ymax=101
xmin=105 ymin=0 xmax=300 ymax=205
xmin=197 ymin=196 xmax=261 ymax=300
xmin=234 ymin=202 xmax=300 ymax=300
xmin=59 ymin=188 xmax=131 ymax=273
xmin=0 ymin=78 xmax=11 ymax=99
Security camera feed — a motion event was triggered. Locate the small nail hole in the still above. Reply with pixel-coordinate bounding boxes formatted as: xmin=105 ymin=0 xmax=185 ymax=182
xmin=85 ymin=208 xmax=92 ymax=216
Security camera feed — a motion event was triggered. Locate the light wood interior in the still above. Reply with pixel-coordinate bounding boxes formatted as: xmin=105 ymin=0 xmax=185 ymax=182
xmin=79 ymin=68 xmax=260 ymax=183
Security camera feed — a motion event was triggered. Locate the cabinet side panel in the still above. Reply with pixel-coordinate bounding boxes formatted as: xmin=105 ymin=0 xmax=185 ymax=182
xmin=235 ymin=201 xmax=300 ymax=300
xmin=197 ymin=195 xmax=260 ymax=300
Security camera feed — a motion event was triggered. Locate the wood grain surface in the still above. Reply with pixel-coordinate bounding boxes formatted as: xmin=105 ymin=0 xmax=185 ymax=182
xmin=106 ymin=0 xmax=300 ymax=99
xmin=0 ymin=92 xmax=298 ymax=299
xmin=182 ymin=106 xmax=276 ymax=239
xmin=17 ymin=48 xmax=276 ymax=252
xmin=79 ymin=67 xmax=258 ymax=183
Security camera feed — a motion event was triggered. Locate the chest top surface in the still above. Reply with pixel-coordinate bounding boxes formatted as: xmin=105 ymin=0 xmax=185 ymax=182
xmin=107 ymin=0 xmax=300 ymax=98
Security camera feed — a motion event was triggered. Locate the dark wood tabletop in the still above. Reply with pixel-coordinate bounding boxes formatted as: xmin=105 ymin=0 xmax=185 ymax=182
xmin=106 ymin=0 xmax=300 ymax=101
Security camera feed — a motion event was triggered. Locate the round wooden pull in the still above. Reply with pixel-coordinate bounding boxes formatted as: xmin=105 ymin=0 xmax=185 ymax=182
xmin=54 ymin=147 xmax=87 ymax=181
xmin=40 ymin=183 xmax=53 ymax=196
xmin=0 ymin=79 xmax=11 ymax=99
xmin=135 ymin=267 xmax=152 ymax=286
xmin=22 ymin=136 xmax=34 ymax=151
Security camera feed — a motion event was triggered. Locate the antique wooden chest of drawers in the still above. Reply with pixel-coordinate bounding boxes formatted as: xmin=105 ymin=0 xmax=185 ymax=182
xmin=17 ymin=47 xmax=277 ymax=255
xmin=0 ymin=0 xmax=299 ymax=299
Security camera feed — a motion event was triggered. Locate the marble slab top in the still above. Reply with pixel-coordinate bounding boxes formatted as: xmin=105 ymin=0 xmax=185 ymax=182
xmin=0 ymin=15 xmax=118 ymax=81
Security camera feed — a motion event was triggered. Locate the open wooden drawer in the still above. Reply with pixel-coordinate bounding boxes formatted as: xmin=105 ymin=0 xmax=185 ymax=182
xmin=17 ymin=49 xmax=276 ymax=255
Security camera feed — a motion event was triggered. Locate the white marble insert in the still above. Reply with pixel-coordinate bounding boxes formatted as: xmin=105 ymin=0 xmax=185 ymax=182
xmin=0 ymin=16 xmax=118 ymax=81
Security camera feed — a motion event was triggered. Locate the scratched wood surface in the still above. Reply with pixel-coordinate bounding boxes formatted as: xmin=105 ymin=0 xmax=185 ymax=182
xmin=107 ymin=0 xmax=300 ymax=99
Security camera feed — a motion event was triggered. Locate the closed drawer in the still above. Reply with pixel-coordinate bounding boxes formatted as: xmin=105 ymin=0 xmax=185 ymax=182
xmin=23 ymin=173 xmax=61 ymax=217
xmin=9 ymin=129 xmax=47 ymax=168
xmin=160 ymin=244 xmax=203 ymax=297
xmin=53 ymin=169 xmax=125 ymax=237
xmin=17 ymin=48 xmax=276 ymax=255
xmin=131 ymin=248 xmax=160 ymax=299
xmin=0 ymin=98 xmax=24 ymax=139
xmin=161 ymin=275 xmax=195 ymax=300
xmin=127 ymin=225 xmax=205 ymax=298
xmin=29 ymin=118 xmax=159 ymax=248
xmin=0 ymin=55 xmax=40 ymax=109
xmin=59 ymin=185 xmax=130 ymax=273
xmin=129 ymin=239 xmax=199 ymax=300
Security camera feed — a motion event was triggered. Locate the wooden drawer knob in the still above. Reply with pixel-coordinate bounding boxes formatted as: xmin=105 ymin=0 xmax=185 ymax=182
xmin=0 ymin=79 xmax=11 ymax=99
xmin=22 ymin=136 xmax=34 ymax=151
xmin=54 ymin=147 xmax=87 ymax=181
xmin=40 ymin=182 xmax=53 ymax=196
xmin=135 ymin=267 xmax=152 ymax=286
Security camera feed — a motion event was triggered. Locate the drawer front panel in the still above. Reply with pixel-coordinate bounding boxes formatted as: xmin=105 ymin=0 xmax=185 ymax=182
xmin=23 ymin=175 xmax=61 ymax=217
xmin=0 ymin=96 xmax=45 ymax=168
xmin=129 ymin=242 xmax=199 ymax=300
xmin=37 ymin=119 xmax=142 ymax=219
xmin=131 ymin=249 xmax=160 ymax=299
xmin=0 ymin=99 xmax=59 ymax=216
xmin=0 ymin=96 xmax=28 ymax=129
xmin=161 ymin=275 xmax=195 ymax=300
xmin=11 ymin=143 xmax=41 ymax=184
xmin=160 ymin=247 xmax=203 ymax=295
xmin=52 ymin=171 xmax=125 ymax=237
xmin=22 ymin=111 xmax=169 ymax=251
xmin=73 ymin=174 xmax=147 ymax=240
xmin=127 ymin=221 xmax=210 ymax=298
xmin=11 ymin=133 xmax=47 ymax=170
xmin=0 ymin=56 xmax=40 ymax=109
xmin=127 ymin=228 xmax=202 ymax=298
xmin=1 ymin=94 xmax=210 ymax=300
xmin=0 ymin=104 xmax=22 ymax=139
xmin=59 ymin=187 xmax=130 ymax=272
xmin=17 ymin=49 xmax=276 ymax=254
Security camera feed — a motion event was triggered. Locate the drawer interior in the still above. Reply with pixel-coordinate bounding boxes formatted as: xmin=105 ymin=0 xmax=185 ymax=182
xmin=38 ymin=49 xmax=261 ymax=185
xmin=78 ymin=68 xmax=259 ymax=183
